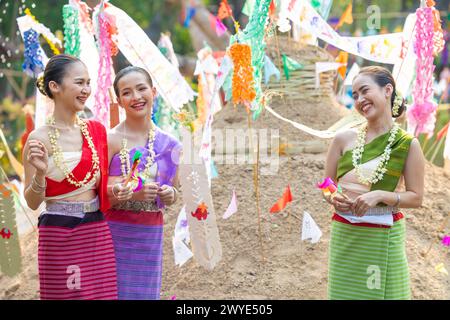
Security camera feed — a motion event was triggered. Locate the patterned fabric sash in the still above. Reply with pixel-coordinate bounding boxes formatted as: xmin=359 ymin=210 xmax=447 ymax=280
xmin=336 ymin=128 xmax=413 ymax=193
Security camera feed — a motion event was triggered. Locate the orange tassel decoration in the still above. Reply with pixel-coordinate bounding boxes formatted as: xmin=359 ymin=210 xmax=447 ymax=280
xmin=229 ymin=43 xmax=256 ymax=106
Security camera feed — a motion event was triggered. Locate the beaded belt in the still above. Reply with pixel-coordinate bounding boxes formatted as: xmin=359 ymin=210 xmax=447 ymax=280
xmin=112 ymin=200 xmax=159 ymax=212
xmin=44 ymin=197 xmax=100 ymax=218
xmin=337 ymin=206 xmax=398 ymax=216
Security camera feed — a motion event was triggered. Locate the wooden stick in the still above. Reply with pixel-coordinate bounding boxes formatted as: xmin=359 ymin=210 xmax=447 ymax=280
xmin=430 ymin=136 xmax=446 ymax=164
xmin=248 ymin=112 xmax=265 ymax=262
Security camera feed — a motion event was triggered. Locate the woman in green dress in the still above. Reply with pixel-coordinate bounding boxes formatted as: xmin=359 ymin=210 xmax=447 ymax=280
xmin=324 ymin=66 xmax=425 ymax=299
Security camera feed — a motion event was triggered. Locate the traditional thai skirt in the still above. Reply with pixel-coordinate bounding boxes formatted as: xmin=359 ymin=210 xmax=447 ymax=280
xmin=105 ymin=200 xmax=164 ymax=300
xmin=38 ymin=197 xmax=118 ymax=300
xmin=328 ymin=212 xmax=411 ymax=300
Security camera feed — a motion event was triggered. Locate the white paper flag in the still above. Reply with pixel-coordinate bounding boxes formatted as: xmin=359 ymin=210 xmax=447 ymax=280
xmin=172 ymin=237 xmax=193 ymax=267
xmin=302 ymin=211 xmax=322 ymax=244
xmin=343 ymin=63 xmax=360 ymax=86
xmin=315 ymin=62 xmax=344 ymax=88
xmin=174 ymin=205 xmax=190 ymax=244
xmin=223 ymin=190 xmax=238 ymax=219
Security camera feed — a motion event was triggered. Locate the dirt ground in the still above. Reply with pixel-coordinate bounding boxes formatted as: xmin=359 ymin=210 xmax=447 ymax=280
xmin=1 ymin=92 xmax=449 ymax=300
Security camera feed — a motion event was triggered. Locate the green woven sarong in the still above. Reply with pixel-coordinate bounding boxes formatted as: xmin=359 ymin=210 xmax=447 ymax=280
xmin=328 ymin=219 xmax=410 ymax=300
xmin=328 ymin=127 xmax=413 ymax=300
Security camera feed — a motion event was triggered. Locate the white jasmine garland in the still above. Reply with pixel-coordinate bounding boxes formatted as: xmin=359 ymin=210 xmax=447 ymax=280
xmin=352 ymin=123 xmax=400 ymax=185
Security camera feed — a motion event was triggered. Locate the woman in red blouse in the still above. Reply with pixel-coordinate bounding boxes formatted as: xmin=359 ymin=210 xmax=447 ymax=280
xmin=23 ymin=54 xmax=126 ymax=300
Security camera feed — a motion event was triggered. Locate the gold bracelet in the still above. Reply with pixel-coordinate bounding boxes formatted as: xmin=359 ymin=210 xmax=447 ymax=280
xmin=172 ymin=186 xmax=179 ymax=203
xmin=33 ymin=174 xmax=46 ymax=189
xmin=30 ymin=182 xmax=44 ymax=194
xmin=111 ymin=184 xmax=120 ymax=199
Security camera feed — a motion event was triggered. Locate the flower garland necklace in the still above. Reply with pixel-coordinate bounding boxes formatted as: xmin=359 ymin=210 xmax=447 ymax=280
xmin=119 ymin=121 xmax=156 ymax=182
xmin=47 ymin=116 xmax=100 ymax=187
xmin=352 ymin=122 xmax=400 ymax=185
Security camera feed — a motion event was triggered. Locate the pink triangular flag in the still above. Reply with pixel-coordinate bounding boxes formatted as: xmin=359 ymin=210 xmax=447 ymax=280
xmin=223 ymin=190 xmax=237 ymax=219
xmin=215 ymin=17 xmax=227 ymax=37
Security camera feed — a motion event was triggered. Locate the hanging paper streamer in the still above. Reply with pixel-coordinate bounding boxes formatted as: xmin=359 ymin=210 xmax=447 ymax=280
xmin=183 ymin=6 xmax=196 ymax=28
xmin=93 ymin=6 xmax=118 ymax=127
xmin=71 ymin=0 xmax=103 ymax=119
xmin=22 ymin=29 xmax=45 ymax=77
xmin=392 ymin=14 xmax=417 ymax=98
xmin=198 ymin=56 xmax=233 ymax=185
xmin=407 ymin=7 xmax=437 ymax=138
xmin=280 ymin=0 xmax=406 ymax=64
xmin=264 ymin=55 xmax=280 ymax=84
xmin=24 ymin=8 xmax=61 ymax=55
xmin=179 ymin=128 xmax=222 ymax=270
xmin=63 ymin=4 xmax=81 ymax=57
xmin=230 ymin=0 xmax=271 ymax=119
xmin=310 ymin=0 xmax=333 ymax=20
xmin=264 ymin=104 xmax=365 ymax=139
xmin=104 ymin=3 xmax=195 ymax=113
xmin=215 ymin=17 xmax=228 ymax=37
xmin=0 ymin=184 xmax=22 ymax=277
xmin=428 ymin=2 xmax=445 ymax=55
xmin=16 ymin=15 xmax=54 ymax=129
xmin=194 ymin=46 xmax=222 ymax=122
xmin=223 ymin=190 xmax=238 ymax=219
xmin=270 ymin=185 xmax=293 ymax=213
xmin=229 ymin=43 xmax=256 ymax=106
xmin=282 ymin=54 xmax=303 ymax=80
xmin=72 ymin=0 xmax=95 ymax=34
xmin=173 ymin=206 xmax=193 ymax=267
xmin=301 ymin=211 xmax=323 ymax=244
xmin=157 ymin=33 xmax=179 ymax=68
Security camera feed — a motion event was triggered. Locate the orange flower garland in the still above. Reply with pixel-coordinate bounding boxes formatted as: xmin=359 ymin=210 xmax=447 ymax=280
xmin=229 ymin=43 xmax=256 ymax=106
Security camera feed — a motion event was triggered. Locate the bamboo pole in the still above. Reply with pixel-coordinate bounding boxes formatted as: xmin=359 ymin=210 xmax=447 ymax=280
xmin=247 ymin=111 xmax=265 ymax=262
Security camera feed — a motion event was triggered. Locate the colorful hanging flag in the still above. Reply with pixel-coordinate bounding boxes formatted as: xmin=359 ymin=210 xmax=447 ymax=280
xmin=217 ymin=0 xmax=233 ymax=20
xmin=335 ymin=51 xmax=349 ymax=79
xmin=301 ymin=211 xmax=323 ymax=244
xmin=270 ymin=185 xmax=293 ymax=213
xmin=335 ymin=3 xmax=353 ymax=30
xmin=0 ymin=184 xmax=22 ymax=277
xmin=269 ymin=0 xmax=276 ymax=18
xmin=264 ymin=55 xmax=280 ymax=84
xmin=215 ymin=17 xmax=228 ymax=36
xmin=223 ymin=190 xmax=238 ymax=219
xmin=282 ymin=54 xmax=303 ymax=80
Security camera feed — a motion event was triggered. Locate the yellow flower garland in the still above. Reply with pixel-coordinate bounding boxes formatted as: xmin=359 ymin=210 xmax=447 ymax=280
xmin=47 ymin=116 xmax=99 ymax=187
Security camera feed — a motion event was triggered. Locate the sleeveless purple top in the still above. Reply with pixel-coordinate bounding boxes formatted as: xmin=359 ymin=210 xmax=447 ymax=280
xmin=109 ymin=127 xmax=182 ymax=208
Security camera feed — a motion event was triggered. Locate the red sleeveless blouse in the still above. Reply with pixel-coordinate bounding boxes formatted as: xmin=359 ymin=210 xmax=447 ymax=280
xmin=45 ymin=120 xmax=110 ymax=213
